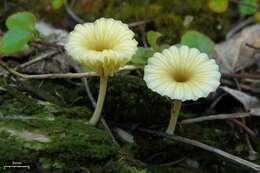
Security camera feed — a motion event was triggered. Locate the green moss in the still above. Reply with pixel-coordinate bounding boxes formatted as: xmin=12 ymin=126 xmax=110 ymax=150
xmin=104 ymin=160 xmax=147 ymax=173
xmin=148 ymin=166 xmax=191 ymax=173
xmin=0 ymin=90 xmax=44 ymax=116
xmin=0 ymin=78 xmax=117 ymax=171
xmin=45 ymin=117 xmax=117 ymax=157
xmin=0 ymin=117 xmax=118 ymax=170
xmin=0 ymin=131 xmax=30 ymax=164
xmin=0 ymin=78 xmax=92 ymax=119
xmin=102 ymin=75 xmax=171 ymax=125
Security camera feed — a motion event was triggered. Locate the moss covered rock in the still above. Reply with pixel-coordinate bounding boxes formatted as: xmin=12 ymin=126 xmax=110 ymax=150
xmin=0 ymin=116 xmax=118 ymax=171
xmin=0 ymin=79 xmax=118 ymax=172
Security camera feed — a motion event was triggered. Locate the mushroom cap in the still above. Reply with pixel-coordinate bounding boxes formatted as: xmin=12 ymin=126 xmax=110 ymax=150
xmin=65 ymin=18 xmax=138 ymax=76
xmin=144 ymin=45 xmax=221 ymax=101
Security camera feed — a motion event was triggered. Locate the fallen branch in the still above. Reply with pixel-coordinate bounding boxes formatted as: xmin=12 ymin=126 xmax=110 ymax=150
xmin=110 ymin=122 xmax=260 ymax=172
xmin=0 ymin=115 xmax=50 ymax=120
xmin=3 ymin=55 xmax=260 ymax=81
xmin=64 ymin=0 xmax=84 ymax=24
xmin=0 ymin=60 xmax=97 ymax=79
xmin=228 ymin=118 xmax=256 ymax=139
xmin=246 ymin=43 xmax=260 ymax=50
xmin=226 ymin=17 xmax=255 ymax=39
xmin=14 ymin=50 xmax=59 ymax=71
xmin=181 ymin=113 xmax=257 ymax=139
xmin=180 ymin=113 xmax=250 ymax=124
xmin=222 ymin=72 xmax=260 ymax=80
xmin=128 ymin=20 xmax=152 ymax=27
xmin=0 ymin=61 xmax=142 ymax=80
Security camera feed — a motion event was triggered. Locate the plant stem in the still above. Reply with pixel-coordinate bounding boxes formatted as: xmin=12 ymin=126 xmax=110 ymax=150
xmin=166 ymin=100 xmax=182 ymax=135
xmin=89 ymin=75 xmax=108 ymax=125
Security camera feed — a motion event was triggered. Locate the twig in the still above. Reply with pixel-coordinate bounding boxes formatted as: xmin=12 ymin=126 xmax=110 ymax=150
xmin=30 ymin=41 xmax=64 ymax=50
xmin=15 ymin=72 xmax=96 ymax=79
xmin=100 ymin=118 xmax=120 ymax=147
xmin=71 ymin=65 xmax=120 ymax=147
xmin=226 ymin=17 xmax=255 ymax=39
xmin=128 ymin=20 xmax=152 ymax=28
xmin=72 ymin=64 xmax=97 ymax=108
xmin=228 ymin=119 xmax=256 ymax=139
xmin=246 ymin=43 xmax=260 ymax=50
xmin=64 ymin=0 xmax=84 ymax=24
xmin=110 ymin=122 xmax=260 ymax=172
xmin=14 ymin=50 xmax=59 ymax=71
xmin=158 ymin=154 xmax=188 ymax=167
xmin=0 ymin=115 xmax=50 ymax=120
xmin=180 ymin=113 xmax=251 ymax=124
xmin=221 ymin=79 xmax=260 ymax=93
xmin=0 ymin=61 xmax=142 ymax=80
xmin=182 ymin=113 xmax=256 ymax=139
xmin=3 ymin=58 xmax=260 ymax=82
xmin=243 ymin=116 xmax=258 ymax=161
xmin=0 ymin=60 xmax=97 ymax=79
xmin=82 ymin=77 xmax=96 ymax=108
xmin=222 ymin=72 xmax=260 ymax=79
xmin=234 ymin=73 xmax=258 ymax=160
xmin=209 ymin=93 xmax=228 ymax=111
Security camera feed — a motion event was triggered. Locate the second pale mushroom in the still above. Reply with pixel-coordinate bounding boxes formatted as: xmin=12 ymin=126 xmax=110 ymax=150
xmin=144 ymin=45 xmax=221 ymax=134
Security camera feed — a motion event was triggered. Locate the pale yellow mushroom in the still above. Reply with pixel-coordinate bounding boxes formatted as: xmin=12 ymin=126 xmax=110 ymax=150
xmin=144 ymin=45 xmax=221 ymax=134
xmin=65 ymin=18 xmax=138 ymax=125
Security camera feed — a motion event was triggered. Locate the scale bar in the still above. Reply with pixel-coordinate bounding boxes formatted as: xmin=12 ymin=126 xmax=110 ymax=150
xmin=3 ymin=165 xmax=30 ymax=170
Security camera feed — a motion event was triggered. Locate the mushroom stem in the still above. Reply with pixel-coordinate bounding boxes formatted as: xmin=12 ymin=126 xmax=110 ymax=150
xmin=89 ymin=75 xmax=108 ymax=126
xmin=166 ymin=100 xmax=182 ymax=135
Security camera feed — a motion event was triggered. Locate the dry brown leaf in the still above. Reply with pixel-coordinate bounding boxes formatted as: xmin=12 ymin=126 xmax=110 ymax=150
xmin=214 ymin=24 xmax=260 ymax=73
xmin=36 ymin=21 xmax=68 ymax=45
xmin=21 ymin=22 xmax=76 ymax=74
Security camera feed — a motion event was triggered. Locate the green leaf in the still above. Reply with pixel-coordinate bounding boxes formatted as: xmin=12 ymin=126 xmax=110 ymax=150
xmin=208 ymin=0 xmax=229 ymax=13
xmin=51 ymin=0 xmax=65 ymax=10
xmin=146 ymin=31 xmax=162 ymax=51
xmin=131 ymin=47 xmax=153 ymax=65
xmin=6 ymin=11 xmax=36 ymax=31
xmin=0 ymin=28 xmax=32 ymax=54
xmin=239 ymin=0 xmax=257 ymax=15
xmin=180 ymin=30 xmax=215 ymax=55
